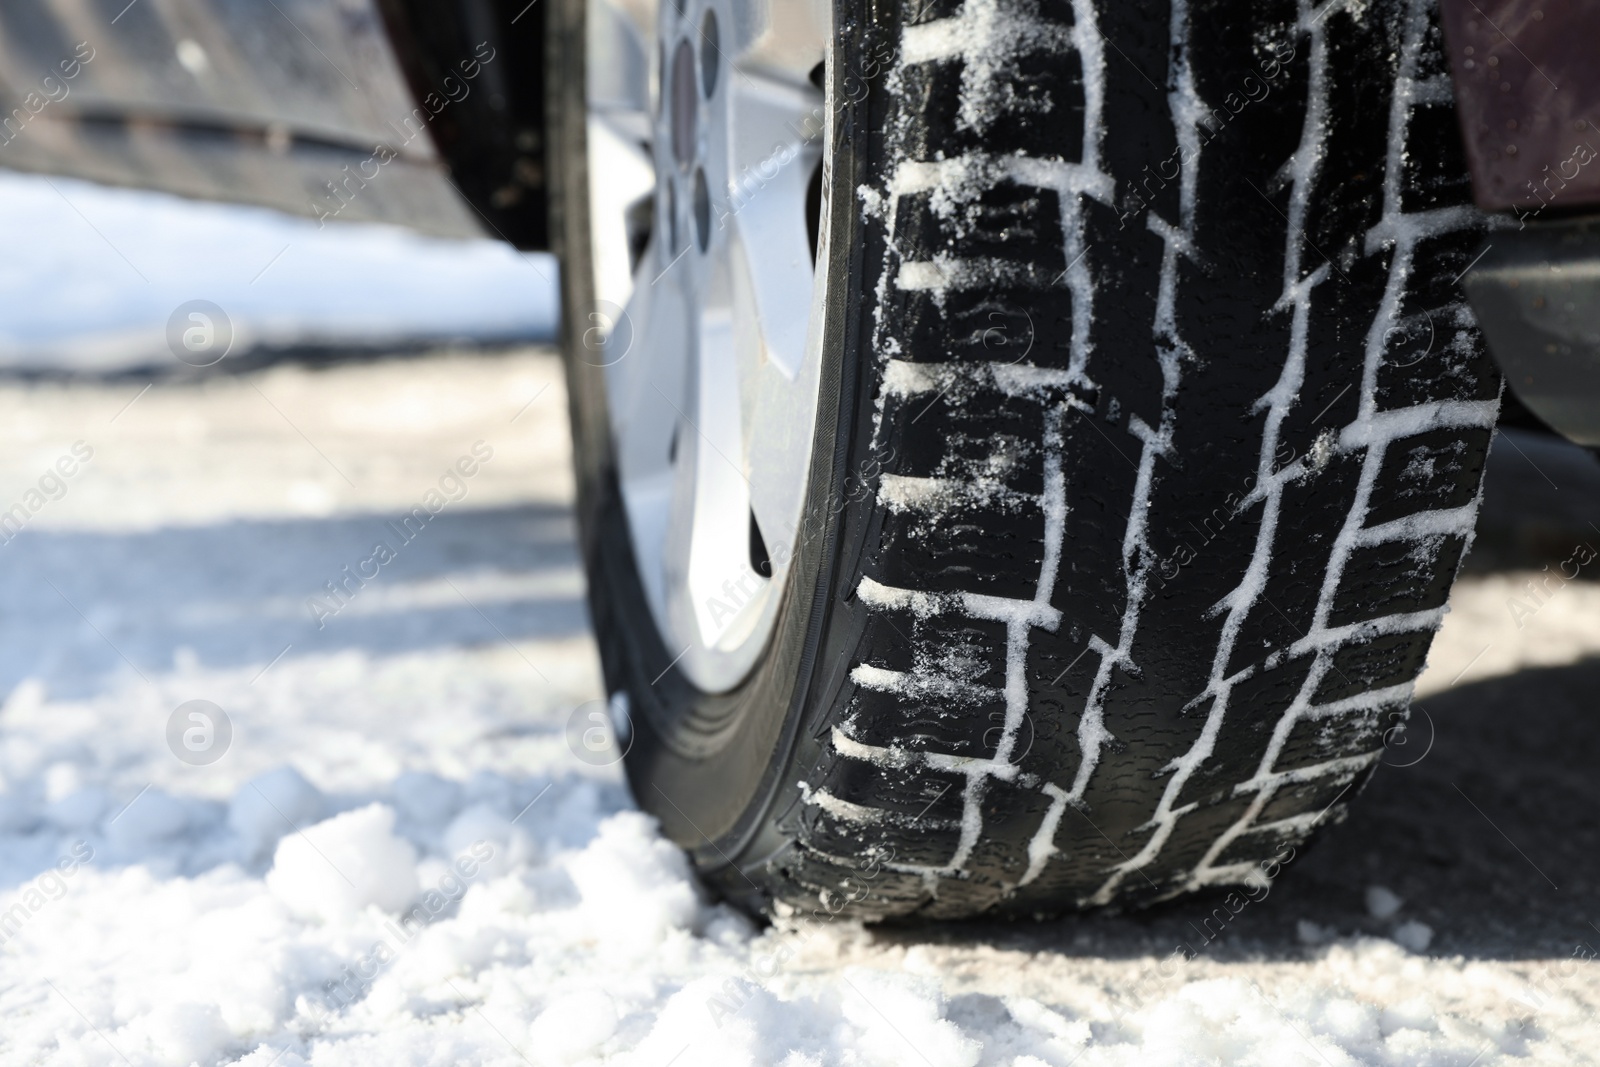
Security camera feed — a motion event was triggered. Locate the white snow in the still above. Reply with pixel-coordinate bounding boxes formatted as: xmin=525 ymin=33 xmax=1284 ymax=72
xmin=527 ymin=988 xmax=620 ymax=1061
xmin=230 ymin=766 xmax=326 ymax=860
xmin=1366 ymin=885 xmax=1405 ymax=921
xmin=0 ymin=173 xmax=556 ymax=372
xmin=798 ymin=783 xmax=892 ymax=826
xmin=106 ymin=788 xmax=192 ymax=848
xmin=442 ymin=804 xmax=535 ymax=880
xmin=1066 ymin=3 xmax=1198 ymax=904
xmin=900 ymin=0 xmax=1072 ymax=136
xmin=849 ymin=662 xmax=1002 ymax=703
xmin=1018 ymin=782 xmax=1070 ymax=887
xmin=1391 ymin=921 xmax=1435 ymax=954
xmin=0 ymin=310 xmax=1592 ymax=1065
xmin=265 ymin=804 xmax=421 ymax=922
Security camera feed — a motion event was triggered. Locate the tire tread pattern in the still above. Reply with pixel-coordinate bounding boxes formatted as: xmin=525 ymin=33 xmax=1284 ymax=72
xmin=751 ymin=0 xmax=1500 ymax=919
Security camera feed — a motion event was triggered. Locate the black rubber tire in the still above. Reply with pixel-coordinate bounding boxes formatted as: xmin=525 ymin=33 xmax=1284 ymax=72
xmin=548 ymin=0 xmax=1500 ymax=920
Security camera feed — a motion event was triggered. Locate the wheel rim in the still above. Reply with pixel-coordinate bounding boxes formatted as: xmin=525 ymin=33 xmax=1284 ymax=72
xmin=584 ymin=0 xmax=831 ymax=692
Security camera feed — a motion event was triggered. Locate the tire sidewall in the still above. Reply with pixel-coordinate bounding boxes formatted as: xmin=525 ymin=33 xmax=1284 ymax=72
xmin=546 ymin=0 xmax=881 ymax=900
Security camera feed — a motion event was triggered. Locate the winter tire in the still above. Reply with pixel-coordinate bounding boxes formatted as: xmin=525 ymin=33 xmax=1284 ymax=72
xmin=548 ymin=0 xmax=1500 ymax=919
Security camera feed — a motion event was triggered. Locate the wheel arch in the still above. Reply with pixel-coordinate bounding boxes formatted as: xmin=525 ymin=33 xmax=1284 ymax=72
xmin=376 ymin=0 xmax=553 ymax=250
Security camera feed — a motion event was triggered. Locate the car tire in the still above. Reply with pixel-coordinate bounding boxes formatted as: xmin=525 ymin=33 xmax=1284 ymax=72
xmin=547 ymin=0 xmax=1499 ymax=919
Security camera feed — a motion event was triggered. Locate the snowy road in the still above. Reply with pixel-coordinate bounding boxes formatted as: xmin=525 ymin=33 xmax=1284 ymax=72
xmin=0 ymin=349 xmax=1596 ymax=1065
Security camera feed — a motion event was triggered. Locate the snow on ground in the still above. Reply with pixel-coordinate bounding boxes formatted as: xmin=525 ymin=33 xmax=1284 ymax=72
xmin=0 ymin=173 xmax=557 ymax=372
xmin=0 ymin=352 xmax=1595 ymax=1065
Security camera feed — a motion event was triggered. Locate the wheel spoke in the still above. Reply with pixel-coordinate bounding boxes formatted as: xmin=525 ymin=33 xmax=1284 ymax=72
xmin=728 ymin=215 xmax=821 ymax=564
xmin=726 ymin=144 xmax=819 ymax=379
xmin=587 ymin=0 xmax=657 ymax=116
xmin=674 ymin=290 xmax=767 ymax=651
xmin=725 ymin=68 xmax=823 ymax=181
xmin=721 ymin=0 xmax=831 ymax=85
xmin=609 ymin=267 xmax=691 ymax=621
xmin=722 ymin=68 xmax=822 ymax=566
xmin=587 ymin=114 xmax=657 ymax=319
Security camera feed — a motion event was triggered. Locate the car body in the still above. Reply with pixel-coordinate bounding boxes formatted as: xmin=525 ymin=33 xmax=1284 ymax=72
xmin=0 ymin=0 xmax=547 ymax=244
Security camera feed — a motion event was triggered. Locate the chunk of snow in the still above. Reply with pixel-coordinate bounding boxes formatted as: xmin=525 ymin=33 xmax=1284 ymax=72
xmin=46 ymin=786 xmax=109 ymax=830
xmin=0 ymin=788 xmax=31 ymax=833
xmin=142 ymin=1001 xmax=231 ymax=1066
xmin=229 ymin=766 xmax=324 ymax=858
xmin=527 ymin=989 xmax=618 ymax=1062
xmin=839 ymin=969 xmax=981 ymax=1067
xmin=565 ymin=812 xmax=699 ymax=956
xmin=266 ymin=803 xmax=418 ymax=921
xmin=235 ymin=1049 xmax=309 ymax=1067
xmin=106 ymin=788 xmax=190 ymax=847
xmin=1365 ymin=884 xmax=1404 ymax=920
xmin=442 ymin=803 xmax=535 ymax=879
xmin=1392 ymin=920 xmax=1434 ymax=953
xmin=391 ymin=770 xmax=462 ymax=829
xmin=1 ymin=677 xmax=47 ymax=717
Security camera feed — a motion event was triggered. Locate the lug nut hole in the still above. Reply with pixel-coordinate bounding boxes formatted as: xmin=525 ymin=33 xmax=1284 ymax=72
xmin=693 ymin=167 xmax=711 ymax=252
